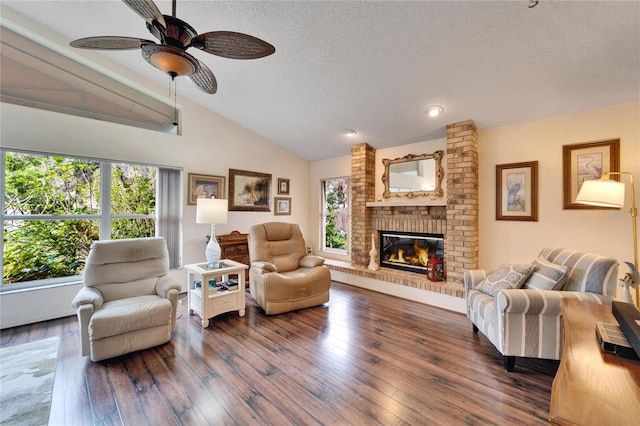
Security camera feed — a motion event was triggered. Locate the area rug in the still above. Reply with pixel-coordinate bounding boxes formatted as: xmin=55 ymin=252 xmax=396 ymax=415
xmin=0 ymin=336 xmax=59 ymax=426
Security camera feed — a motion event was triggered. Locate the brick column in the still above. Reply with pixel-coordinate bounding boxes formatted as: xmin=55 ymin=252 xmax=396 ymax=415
xmin=445 ymin=120 xmax=479 ymax=285
xmin=350 ymin=143 xmax=376 ymax=267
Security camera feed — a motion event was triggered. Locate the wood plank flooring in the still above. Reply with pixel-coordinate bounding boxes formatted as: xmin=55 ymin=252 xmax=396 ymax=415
xmin=0 ymin=282 xmax=558 ymax=425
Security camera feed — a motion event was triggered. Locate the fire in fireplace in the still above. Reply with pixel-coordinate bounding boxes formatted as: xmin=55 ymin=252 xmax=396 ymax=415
xmin=379 ymin=230 xmax=444 ymax=274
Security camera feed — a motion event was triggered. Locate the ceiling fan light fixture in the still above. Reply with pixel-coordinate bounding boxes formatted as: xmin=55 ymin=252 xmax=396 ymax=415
xmin=69 ymin=0 xmax=275 ymax=94
xmin=141 ymin=44 xmax=199 ymax=77
xmin=426 ymin=106 xmax=444 ymax=117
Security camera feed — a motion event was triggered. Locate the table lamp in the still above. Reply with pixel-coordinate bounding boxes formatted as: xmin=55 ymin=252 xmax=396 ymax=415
xmin=196 ymin=198 xmax=228 ymax=268
xmin=576 ymin=171 xmax=638 ymax=307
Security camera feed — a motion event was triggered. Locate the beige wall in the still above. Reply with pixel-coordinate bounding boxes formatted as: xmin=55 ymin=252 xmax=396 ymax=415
xmin=310 ymin=102 xmax=640 ymax=291
xmin=478 ymin=102 xmax=639 ymax=276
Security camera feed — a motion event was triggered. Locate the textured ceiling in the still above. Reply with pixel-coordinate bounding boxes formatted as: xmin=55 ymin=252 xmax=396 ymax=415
xmin=2 ymin=1 xmax=639 ymax=161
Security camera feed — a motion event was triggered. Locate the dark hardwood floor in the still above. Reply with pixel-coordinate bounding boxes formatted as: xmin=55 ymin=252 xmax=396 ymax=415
xmin=0 ymin=282 xmax=558 ymax=425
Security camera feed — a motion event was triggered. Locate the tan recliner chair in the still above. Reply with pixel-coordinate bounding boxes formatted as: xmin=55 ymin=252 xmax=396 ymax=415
xmin=248 ymin=222 xmax=331 ymax=315
xmin=71 ymin=237 xmax=181 ymax=361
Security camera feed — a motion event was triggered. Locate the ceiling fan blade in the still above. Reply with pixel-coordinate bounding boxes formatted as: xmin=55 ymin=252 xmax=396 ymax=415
xmin=189 ymin=60 xmax=217 ymax=94
xmin=191 ymin=31 xmax=275 ymax=59
xmin=122 ymin=0 xmax=166 ymax=30
xmin=70 ymin=36 xmax=154 ymax=50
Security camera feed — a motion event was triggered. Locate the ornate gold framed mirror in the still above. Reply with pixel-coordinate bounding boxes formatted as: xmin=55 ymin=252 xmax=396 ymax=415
xmin=382 ymin=150 xmax=444 ymax=199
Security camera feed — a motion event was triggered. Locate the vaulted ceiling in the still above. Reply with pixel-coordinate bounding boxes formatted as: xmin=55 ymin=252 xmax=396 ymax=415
xmin=2 ymin=1 xmax=639 ymax=161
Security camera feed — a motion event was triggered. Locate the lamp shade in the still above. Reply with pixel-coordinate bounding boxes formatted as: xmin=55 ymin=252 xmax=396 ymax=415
xmin=575 ymin=179 xmax=625 ymax=208
xmin=196 ymin=198 xmax=228 ymax=224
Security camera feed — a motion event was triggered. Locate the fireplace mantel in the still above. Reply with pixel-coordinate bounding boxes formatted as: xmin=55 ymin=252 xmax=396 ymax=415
xmin=366 ymin=199 xmax=446 ymax=207
xmin=349 ymin=121 xmax=478 ymax=293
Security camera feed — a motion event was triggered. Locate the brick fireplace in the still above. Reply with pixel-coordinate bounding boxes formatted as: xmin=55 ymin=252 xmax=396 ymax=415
xmin=328 ymin=120 xmax=479 ymax=301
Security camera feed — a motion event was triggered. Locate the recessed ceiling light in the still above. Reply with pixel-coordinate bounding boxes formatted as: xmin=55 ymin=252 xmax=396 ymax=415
xmin=426 ymin=106 xmax=444 ymax=117
xmin=343 ymin=129 xmax=358 ymax=137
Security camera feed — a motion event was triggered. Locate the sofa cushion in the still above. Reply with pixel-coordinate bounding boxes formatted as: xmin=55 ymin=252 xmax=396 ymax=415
xmin=475 ymin=264 xmax=535 ymax=297
xmin=522 ymin=258 xmax=569 ymax=291
xmin=538 ymin=247 xmax=618 ymax=296
xmin=89 ymin=295 xmax=171 ymax=340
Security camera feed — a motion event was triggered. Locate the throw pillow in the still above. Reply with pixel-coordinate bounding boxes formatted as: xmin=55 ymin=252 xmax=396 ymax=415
xmin=475 ymin=264 xmax=536 ymax=297
xmin=522 ymin=258 xmax=569 ymax=291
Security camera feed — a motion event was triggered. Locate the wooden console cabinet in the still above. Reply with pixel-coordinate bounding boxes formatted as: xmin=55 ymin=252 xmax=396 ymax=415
xmin=217 ymin=231 xmax=250 ymax=285
xmin=550 ymin=299 xmax=640 ymax=425
xmin=217 ymin=230 xmax=250 ymax=266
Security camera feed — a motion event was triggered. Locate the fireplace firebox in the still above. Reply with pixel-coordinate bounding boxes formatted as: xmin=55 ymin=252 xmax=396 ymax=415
xmin=379 ymin=230 xmax=444 ymax=275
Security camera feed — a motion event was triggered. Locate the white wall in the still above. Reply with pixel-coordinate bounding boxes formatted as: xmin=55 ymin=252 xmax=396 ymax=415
xmin=0 ymin=6 xmax=316 ymax=328
xmin=1 ymin=98 xmax=311 ymax=329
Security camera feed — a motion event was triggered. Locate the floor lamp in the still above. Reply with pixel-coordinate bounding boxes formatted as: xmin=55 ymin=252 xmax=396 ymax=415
xmin=576 ymin=172 xmax=638 ymax=307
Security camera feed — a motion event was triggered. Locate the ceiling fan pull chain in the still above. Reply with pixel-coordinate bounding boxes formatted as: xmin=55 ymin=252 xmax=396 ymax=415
xmin=172 ymin=78 xmax=179 ymax=127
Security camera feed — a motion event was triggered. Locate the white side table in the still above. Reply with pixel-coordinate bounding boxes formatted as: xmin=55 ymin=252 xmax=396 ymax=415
xmin=185 ymin=260 xmax=248 ymax=328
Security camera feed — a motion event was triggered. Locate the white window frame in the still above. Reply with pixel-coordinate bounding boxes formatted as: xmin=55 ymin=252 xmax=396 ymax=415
xmin=1 ymin=149 xmax=182 ymax=291
xmin=321 ymin=177 xmax=351 ymax=255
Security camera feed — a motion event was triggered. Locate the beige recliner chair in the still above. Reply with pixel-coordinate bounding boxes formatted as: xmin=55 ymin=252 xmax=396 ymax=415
xmin=248 ymin=222 xmax=331 ymax=315
xmin=71 ymin=237 xmax=181 ymax=361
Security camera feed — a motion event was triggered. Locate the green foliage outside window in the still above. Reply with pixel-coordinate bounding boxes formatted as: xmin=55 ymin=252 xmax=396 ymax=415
xmin=110 ymin=164 xmax=156 ymax=239
xmin=324 ymin=178 xmax=349 ymax=250
xmin=2 ymin=152 xmax=156 ymax=285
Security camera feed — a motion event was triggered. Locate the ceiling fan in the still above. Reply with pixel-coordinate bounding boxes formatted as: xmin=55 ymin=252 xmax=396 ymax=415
xmin=69 ymin=0 xmax=275 ymax=94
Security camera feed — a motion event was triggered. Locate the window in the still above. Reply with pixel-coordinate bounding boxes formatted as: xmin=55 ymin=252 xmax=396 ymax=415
xmin=321 ymin=177 xmax=350 ymax=253
xmin=1 ymin=150 xmax=181 ymax=290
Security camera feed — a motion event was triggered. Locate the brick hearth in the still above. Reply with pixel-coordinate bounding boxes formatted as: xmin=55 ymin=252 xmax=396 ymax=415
xmin=327 ymin=120 xmax=479 ymax=300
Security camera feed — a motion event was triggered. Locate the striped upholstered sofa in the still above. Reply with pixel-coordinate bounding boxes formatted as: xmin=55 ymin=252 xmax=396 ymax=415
xmin=464 ymin=247 xmax=618 ymax=372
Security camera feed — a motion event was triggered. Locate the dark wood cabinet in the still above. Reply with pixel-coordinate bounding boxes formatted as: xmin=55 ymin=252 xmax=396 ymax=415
xmin=217 ymin=230 xmax=250 ymax=266
xmin=216 ymin=231 xmax=250 ymax=285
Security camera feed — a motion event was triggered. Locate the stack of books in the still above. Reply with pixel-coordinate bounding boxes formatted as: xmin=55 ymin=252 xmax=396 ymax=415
xmin=194 ymin=279 xmax=239 ymax=293
xmin=219 ymin=279 xmax=239 ymax=291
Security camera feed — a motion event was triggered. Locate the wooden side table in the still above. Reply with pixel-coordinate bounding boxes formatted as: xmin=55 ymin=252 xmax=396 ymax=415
xmin=550 ymin=299 xmax=640 ymax=425
xmin=185 ymin=260 xmax=248 ymax=328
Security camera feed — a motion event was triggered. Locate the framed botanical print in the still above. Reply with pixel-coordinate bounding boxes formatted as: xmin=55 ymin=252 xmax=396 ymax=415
xmin=562 ymin=139 xmax=620 ymax=209
xmin=228 ymin=169 xmax=271 ymax=212
xmin=496 ymin=161 xmax=538 ymax=221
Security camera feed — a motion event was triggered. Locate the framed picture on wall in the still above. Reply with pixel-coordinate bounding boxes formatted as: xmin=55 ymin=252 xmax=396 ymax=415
xmin=228 ymin=169 xmax=271 ymax=212
xmin=496 ymin=161 xmax=538 ymax=221
xmin=187 ymin=173 xmax=225 ymax=205
xmin=274 ymin=197 xmax=291 ymax=215
xmin=277 ymin=178 xmax=290 ymax=195
xmin=562 ymin=139 xmax=620 ymax=209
